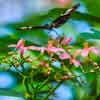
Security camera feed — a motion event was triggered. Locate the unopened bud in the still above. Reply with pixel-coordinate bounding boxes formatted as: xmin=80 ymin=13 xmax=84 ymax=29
xmin=26 ymin=59 xmax=32 ymax=63
xmin=8 ymin=52 xmax=15 ymax=55
xmin=3 ymin=59 xmax=8 ymax=63
xmin=23 ymin=55 xmax=30 ymax=59
xmin=61 ymin=75 xmax=70 ymax=80
xmin=13 ymin=57 xmax=18 ymax=60
xmin=44 ymin=71 xmax=50 ymax=76
xmin=95 ymin=66 xmax=99 ymax=69
xmin=14 ymin=62 xmax=20 ymax=67
xmin=90 ymin=70 xmax=95 ymax=73
xmin=93 ymin=62 xmax=98 ymax=66
xmin=39 ymin=61 xmax=49 ymax=68
xmin=47 ymin=70 xmax=51 ymax=75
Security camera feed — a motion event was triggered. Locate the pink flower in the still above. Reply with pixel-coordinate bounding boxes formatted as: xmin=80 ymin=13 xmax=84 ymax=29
xmin=73 ymin=49 xmax=81 ymax=58
xmin=27 ymin=46 xmax=46 ymax=54
xmin=40 ymin=47 xmax=46 ymax=54
xmin=27 ymin=46 xmax=42 ymax=51
xmin=16 ymin=39 xmax=26 ymax=56
xmin=81 ymin=48 xmax=90 ymax=57
xmin=81 ymin=42 xmax=99 ymax=57
xmin=90 ymin=47 xmax=99 ymax=55
xmin=19 ymin=46 xmax=27 ymax=56
xmin=59 ymin=53 xmax=70 ymax=60
xmin=16 ymin=39 xmax=24 ymax=49
xmin=71 ymin=59 xmax=81 ymax=67
xmin=62 ymin=37 xmax=72 ymax=45
xmin=47 ymin=47 xmax=64 ymax=53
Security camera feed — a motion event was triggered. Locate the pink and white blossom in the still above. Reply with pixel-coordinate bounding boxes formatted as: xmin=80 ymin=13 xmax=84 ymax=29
xmin=59 ymin=53 xmax=71 ymax=60
xmin=71 ymin=58 xmax=81 ymax=67
xmin=47 ymin=47 xmax=64 ymax=53
xmin=62 ymin=37 xmax=72 ymax=45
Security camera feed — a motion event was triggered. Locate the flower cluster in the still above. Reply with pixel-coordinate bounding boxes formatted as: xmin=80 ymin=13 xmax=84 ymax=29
xmin=1 ymin=34 xmax=100 ymax=100
xmin=15 ymin=36 xmax=99 ymax=68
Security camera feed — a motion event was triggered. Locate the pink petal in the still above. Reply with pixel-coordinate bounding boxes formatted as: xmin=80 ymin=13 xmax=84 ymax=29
xmin=59 ymin=53 xmax=70 ymax=60
xmin=90 ymin=47 xmax=99 ymax=55
xmin=27 ymin=46 xmax=41 ymax=51
xmin=73 ymin=49 xmax=81 ymax=58
xmin=63 ymin=37 xmax=72 ymax=45
xmin=27 ymin=46 xmax=46 ymax=53
xmin=71 ymin=59 xmax=80 ymax=67
xmin=40 ymin=47 xmax=46 ymax=54
xmin=47 ymin=47 xmax=64 ymax=53
xmin=16 ymin=39 xmax=24 ymax=49
xmin=81 ymin=48 xmax=90 ymax=57
xmin=19 ymin=47 xmax=27 ymax=56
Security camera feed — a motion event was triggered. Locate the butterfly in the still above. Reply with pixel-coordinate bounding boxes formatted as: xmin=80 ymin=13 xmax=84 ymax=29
xmin=17 ymin=3 xmax=80 ymax=32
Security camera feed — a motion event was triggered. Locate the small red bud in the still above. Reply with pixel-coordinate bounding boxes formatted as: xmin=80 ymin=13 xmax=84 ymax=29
xmin=61 ymin=75 xmax=70 ymax=80
xmin=39 ymin=61 xmax=49 ymax=68
xmin=26 ymin=59 xmax=32 ymax=63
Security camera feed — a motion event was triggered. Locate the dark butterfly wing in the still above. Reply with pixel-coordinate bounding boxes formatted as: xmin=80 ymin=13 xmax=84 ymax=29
xmin=17 ymin=3 xmax=80 ymax=31
xmin=16 ymin=24 xmax=50 ymax=30
xmin=49 ymin=3 xmax=80 ymax=28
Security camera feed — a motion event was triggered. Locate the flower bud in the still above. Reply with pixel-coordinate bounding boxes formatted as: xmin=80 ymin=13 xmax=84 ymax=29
xmin=61 ymin=75 xmax=70 ymax=80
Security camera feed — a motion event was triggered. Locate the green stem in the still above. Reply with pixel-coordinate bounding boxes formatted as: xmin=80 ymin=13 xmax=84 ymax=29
xmin=24 ymin=77 xmax=33 ymax=99
xmin=43 ymin=81 xmax=63 ymax=100
xmin=34 ymin=89 xmax=37 ymax=100
xmin=14 ymin=67 xmax=24 ymax=77
xmin=38 ymin=76 xmax=51 ymax=90
xmin=21 ymin=64 xmax=25 ymax=72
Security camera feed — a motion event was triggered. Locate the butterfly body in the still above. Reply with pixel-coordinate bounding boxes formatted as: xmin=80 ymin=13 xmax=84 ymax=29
xmin=17 ymin=25 xmax=50 ymax=30
xmin=17 ymin=3 xmax=80 ymax=31
xmin=49 ymin=3 xmax=80 ymax=28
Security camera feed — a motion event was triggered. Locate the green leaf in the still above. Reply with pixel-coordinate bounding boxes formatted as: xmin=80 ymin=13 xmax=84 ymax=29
xmin=15 ymin=30 xmax=48 ymax=46
xmin=0 ymin=35 xmax=18 ymax=55
xmin=79 ymin=31 xmax=100 ymax=40
xmin=82 ymin=0 xmax=100 ymax=17
xmin=0 ymin=88 xmax=24 ymax=98
xmin=97 ymin=78 xmax=100 ymax=96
